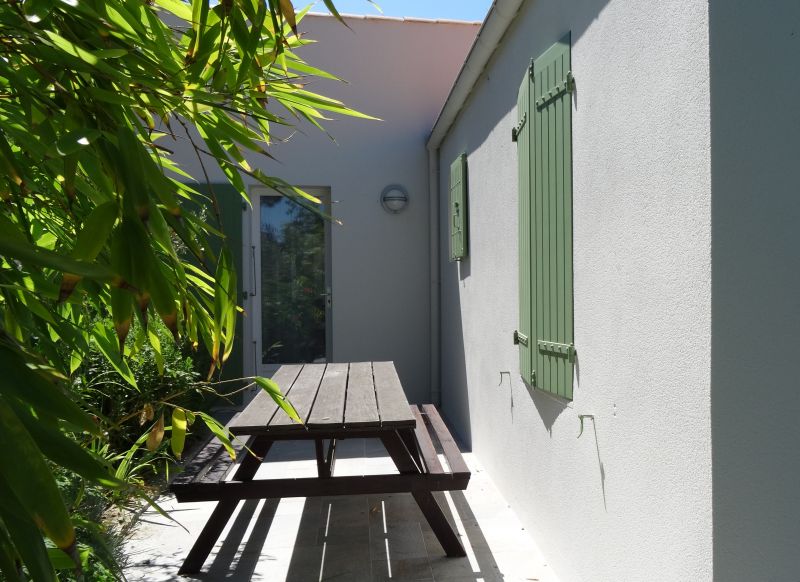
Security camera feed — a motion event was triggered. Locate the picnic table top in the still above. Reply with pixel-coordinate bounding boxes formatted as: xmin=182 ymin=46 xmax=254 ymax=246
xmin=229 ymin=361 xmax=416 ymax=436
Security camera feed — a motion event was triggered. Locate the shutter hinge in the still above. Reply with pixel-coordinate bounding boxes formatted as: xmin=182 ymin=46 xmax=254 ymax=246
xmin=511 ymin=112 xmax=527 ymax=143
xmin=535 ymin=71 xmax=576 ymax=109
xmin=513 ymin=330 xmax=529 ymax=346
xmin=537 ymin=340 xmax=576 ymax=360
xmin=528 ymin=59 xmax=534 ymax=79
xmin=566 ymin=70 xmax=575 ymax=93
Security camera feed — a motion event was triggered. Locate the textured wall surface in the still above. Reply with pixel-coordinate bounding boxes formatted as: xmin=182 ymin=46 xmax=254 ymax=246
xmin=437 ymin=1 xmax=713 ymax=580
xmin=710 ymin=2 xmax=800 ymax=580
xmin=172 ymin=14 xmax=478 ymax=402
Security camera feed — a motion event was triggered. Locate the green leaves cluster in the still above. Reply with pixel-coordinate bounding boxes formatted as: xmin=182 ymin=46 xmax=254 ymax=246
xmin=0 ymin=0 xmax=365 ymax=579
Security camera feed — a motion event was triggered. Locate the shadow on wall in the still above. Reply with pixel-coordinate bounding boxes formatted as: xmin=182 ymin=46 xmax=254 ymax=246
xmin=709 ymin=1 xmax=800 ymax=579
xmin=440 ymin=280 xmax=472 ymax=450
xmin=458 ymin=257 xmax=471 ymax=281
xmin=526 ymin=386 xmax=569 ymax=434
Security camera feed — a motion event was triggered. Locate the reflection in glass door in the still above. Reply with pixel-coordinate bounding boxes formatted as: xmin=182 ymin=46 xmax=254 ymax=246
xmin=257 ymin=190 xmax=330 ymax=365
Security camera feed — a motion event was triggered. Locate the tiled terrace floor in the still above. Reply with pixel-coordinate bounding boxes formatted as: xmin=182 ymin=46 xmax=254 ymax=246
xmin=123 ymin=438 xmax=557 ymax=582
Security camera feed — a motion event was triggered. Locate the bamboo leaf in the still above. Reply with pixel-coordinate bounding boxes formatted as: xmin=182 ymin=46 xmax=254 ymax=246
xmin=254 ymin=376 xmax=302 ymax=424
xmin=110 ymin=287 xmax=134 ymax=351
xmin=0 ymin=397 xmax=77 ymax=554
xmin=0 ymin=479 xmax=54 ymax=582
xmin=279 ymin=0 xmax=297 ymax=34
xmin=42 ymin=31 xmax=116 ymax=72
xmin=153 ymin=0 xmax=193 ymax=21
xmin=147 ymin=326 xmax=165 ymax=375
xmin=197 ymin=412 xmax=235 ymax=459
xmin=54 ymin=129 xmax=102 ymax=157
xmin=91 ymin=322 xmax=138 ymax=388
xmin=212 ymin=246 xmax=236 ymax=368
xmin=146 ymin=413 xmax=165 ymax=452
xmin=321 ymin=0 xmax=350 ymax=27
xmin=0 ymin=231 xmax=115 ymax=280
xmin=0 ymin=521 xmax=21 ymax=582
xmin=59 ymin=201 xmax=120 ymax=301
xmin=139 ymin=403 xmax=155 ymax=425
xmin=0 ymin=344 xmax=99 ymax=435
xmin=72 ymin=201 xmax=119 ymax=260
xmin=170 ymin=407 xmax=187 ymax=459
xmin=69 ymin=350 xmax=83 ymax=374
xmin=10 ymin=400 xmax=121 ymax=489
xmin=48 ymin=546 xmax=90 ymax=570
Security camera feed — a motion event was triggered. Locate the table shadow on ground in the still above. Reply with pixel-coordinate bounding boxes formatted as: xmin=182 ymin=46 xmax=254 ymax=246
xmin=187 ymin=489 xmax=506 ymax=581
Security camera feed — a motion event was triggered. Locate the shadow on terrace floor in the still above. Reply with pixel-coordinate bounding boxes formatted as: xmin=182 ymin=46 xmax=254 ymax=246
xmin=124 ymin=439 xmax=555 ymax=582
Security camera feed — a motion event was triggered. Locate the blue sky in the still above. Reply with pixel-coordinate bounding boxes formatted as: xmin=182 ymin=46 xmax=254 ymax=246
xmin=313 ymin=0 xmax=493 ymax=22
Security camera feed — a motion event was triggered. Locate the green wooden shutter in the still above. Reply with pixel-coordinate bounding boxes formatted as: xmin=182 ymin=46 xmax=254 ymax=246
xmin=516 ymin=33 xmax=575 ymax=399
xmin=449 ymin=153 xmax=468 ymax=261
xmin=533 ymin=34 xmax=574 ymax=399
xmin=516 ymin=71 xmax=533 ymax=385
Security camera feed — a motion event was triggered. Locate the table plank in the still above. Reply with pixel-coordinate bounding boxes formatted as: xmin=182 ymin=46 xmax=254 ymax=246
xmin=229 ymin=365 xmax=302 ymax=434
xmin=307 ymin=363 xmax=348 ymax=429
xmin=372 ymin=361 xmax=416 ymax=428
xmin=344 ymin=362 xmax=380 ymax=427
xmin=269 ymin=363 xmax=325 ymax=430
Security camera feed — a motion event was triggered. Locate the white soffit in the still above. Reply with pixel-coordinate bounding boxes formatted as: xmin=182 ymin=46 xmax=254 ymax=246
xmin=427 ymin=0 xmax=526 ymax=150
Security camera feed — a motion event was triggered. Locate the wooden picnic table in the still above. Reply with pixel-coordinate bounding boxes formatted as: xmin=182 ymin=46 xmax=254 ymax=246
xmin=170 ymin=361 xmax=471 ymax=575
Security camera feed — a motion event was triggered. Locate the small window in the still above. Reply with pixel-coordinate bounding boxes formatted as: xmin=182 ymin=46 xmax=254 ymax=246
xmin=449 ymin=153 xmax=468 ymax=261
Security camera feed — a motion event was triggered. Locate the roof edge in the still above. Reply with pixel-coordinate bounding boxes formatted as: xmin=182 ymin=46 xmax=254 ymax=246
xmin=426 ymin=0 xmax=526 ymax=150
xmin=306 ymin=12 xmax=482 ymax=26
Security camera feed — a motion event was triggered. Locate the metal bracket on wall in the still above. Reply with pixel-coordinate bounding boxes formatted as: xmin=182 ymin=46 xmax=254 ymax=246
xmin=511 ymin=112 xmax=527 ymax=143
xmin=577 ymin=414 xmax=595 ymax=439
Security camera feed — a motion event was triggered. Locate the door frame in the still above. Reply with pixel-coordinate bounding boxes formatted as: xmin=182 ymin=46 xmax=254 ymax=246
xmin=243 ymin=185 xmax=333 ymax=379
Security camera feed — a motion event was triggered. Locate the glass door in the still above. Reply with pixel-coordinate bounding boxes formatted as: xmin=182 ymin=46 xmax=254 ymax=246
xmin=247 ymin=187 xmax=331 ymax=374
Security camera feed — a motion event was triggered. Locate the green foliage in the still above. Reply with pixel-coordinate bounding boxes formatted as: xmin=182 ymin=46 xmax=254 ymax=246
xmin=76 ymin=319 xmax=203 ymax=453
xmin=0 ymin=0 xmax=363 ymax=578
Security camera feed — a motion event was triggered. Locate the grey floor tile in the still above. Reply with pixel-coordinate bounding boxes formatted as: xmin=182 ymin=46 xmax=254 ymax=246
xmin=320 ymin=522 xmax=371 ymax=547
xmin=333 ymin=437 xmax=367 ymax=459
xmin=428 ymin=555 xmax=504 ymax=582
xmin=368 ymin=493 xmax=426 ymax=525
xmin=313 ymin=541 xmax=372 ymax=581
xmin=370 ymin=522 xmax=428 ymax=561
xmin=371 ymin=556 xmax=433 ymax=581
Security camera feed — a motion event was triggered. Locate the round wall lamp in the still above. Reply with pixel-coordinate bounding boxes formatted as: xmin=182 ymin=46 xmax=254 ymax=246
xmin=380 ymin=184 xmax=409 ymax=214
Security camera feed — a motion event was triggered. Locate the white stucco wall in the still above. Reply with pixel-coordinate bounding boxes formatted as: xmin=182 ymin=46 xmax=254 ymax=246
xmin=709 ymin=2 xmax=800 ymax=579
xmin=172 ymin=14 xmax=478 ymax=402
xmin=436 ymin=1 xmax=713 ymax=581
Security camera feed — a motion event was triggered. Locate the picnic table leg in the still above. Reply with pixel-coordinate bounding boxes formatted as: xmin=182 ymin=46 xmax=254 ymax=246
xmin=380 ymin=430 xmax=466 ymax=558
xmin=314 ymin=438 xmax=336 ymax=478
xmin=178 ymin=437 xmax=274 ymax=574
